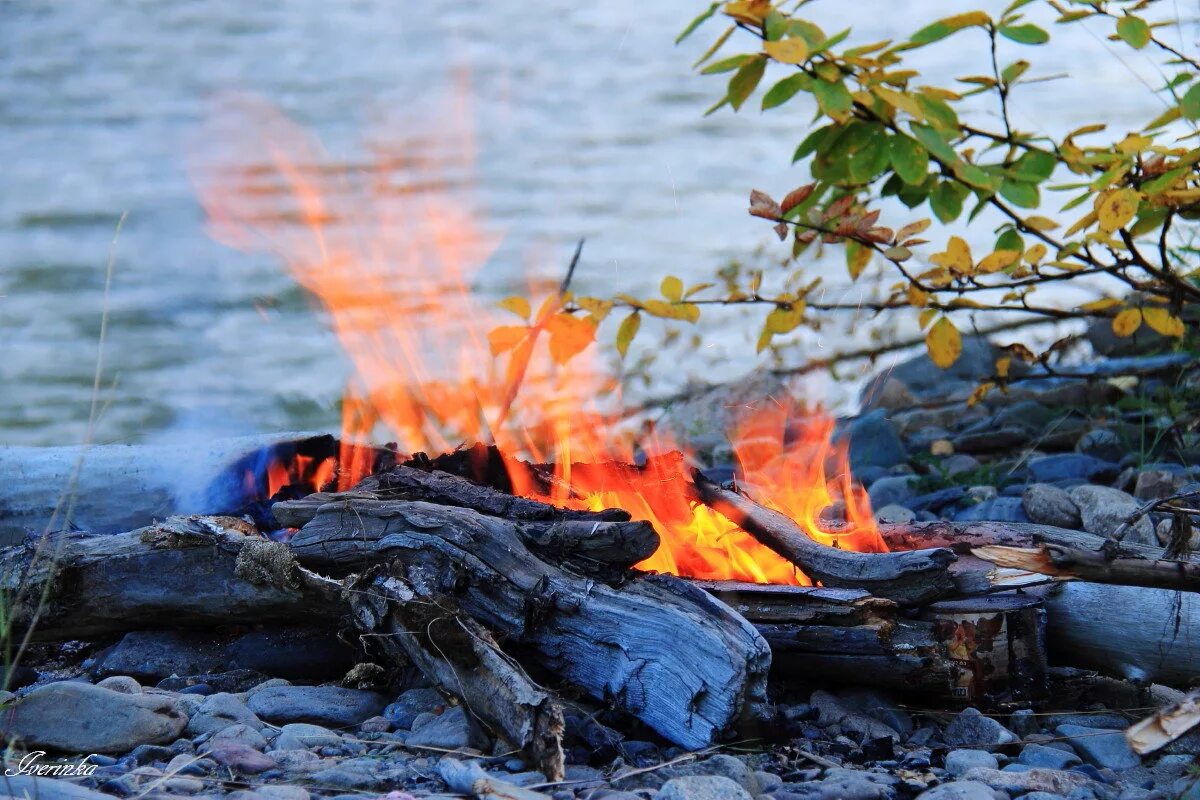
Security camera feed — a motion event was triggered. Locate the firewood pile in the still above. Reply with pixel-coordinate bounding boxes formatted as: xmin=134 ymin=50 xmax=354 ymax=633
xmin=4 ymin=437 xmax=1198 ymax=793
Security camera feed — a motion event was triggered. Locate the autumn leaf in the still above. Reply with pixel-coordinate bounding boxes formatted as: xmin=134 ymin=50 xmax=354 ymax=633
xmin=661 ymin=275 xmax=684 ymax=303
xmin=967 ymin=381 xmax=995 ymax=407
xmin=1095 ymin=188 xmax=1139 ymax=233
xmin=545 ymin=313 xmax=597 ymax=365
xmin=926 ymin=316 xmax=963 ymax=368
xmin=749 ymin=189 xmax=782 ymax=219
xmin=846 ymin=240 xmax=872 ymax=280
xmin=896 ymin=219 xmax=932 ymax=242
xmin=1111 ymin=307 xmax=1142 ymax=337
xmin=1024 ymin=243 xmax=1047 ymax=264
xmin=1142 ymin=307 xmax=1185 ymax=337
xmin=723 ymin=0 xmax=770 ymax=25
xmin=780 ymin=184 xmax=816 ymax=214
xmin=488 ymin=325 xmax=529 ymax=356
xmin=976 ymin=249 xmax=1020 ymax=273
xmin=766 ymin=303 xmax=805 ymax=334
xmin=616 ymin=312 xmax=641 ymax=358
xmin=498 ymin=296 xmax=531 ymax=320
xmin=764 ymin=38 xmax=810 ymax=64
xmin=1079 ymin=298 xmax=1123 ymax=313
xmin=930 ymin=236 xmax=973 ymax=274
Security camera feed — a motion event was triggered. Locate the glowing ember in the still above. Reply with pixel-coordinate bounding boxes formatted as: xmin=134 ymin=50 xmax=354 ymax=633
xmin=193 ymin=94 xmax=886 ymax=584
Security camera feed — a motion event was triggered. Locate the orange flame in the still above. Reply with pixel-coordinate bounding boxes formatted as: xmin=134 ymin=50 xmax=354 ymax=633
xmin=193 ymin=91 xmax=885 ymax=583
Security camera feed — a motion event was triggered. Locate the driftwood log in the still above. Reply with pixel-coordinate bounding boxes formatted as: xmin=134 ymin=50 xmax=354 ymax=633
xmin=0 ymin=434 xmax=351 ymax=544
xmin=287 ymin=498 xmax=771 ymax=749
xmin=3 ymin=503 xmax=768 ymax=752
xmin=698 ymin=581 xmax=1048 ymax=704
xmin=874 ymin=521 xmax=1200 ymax=686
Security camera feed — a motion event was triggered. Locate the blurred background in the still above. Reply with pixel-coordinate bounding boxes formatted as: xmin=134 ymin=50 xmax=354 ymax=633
xmin=0 ymin=0 xmax=1177 ymax=446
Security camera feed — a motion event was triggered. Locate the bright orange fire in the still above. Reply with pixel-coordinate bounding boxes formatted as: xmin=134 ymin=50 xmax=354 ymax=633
xmin=192 ymin=90 xmax=886 ymax=584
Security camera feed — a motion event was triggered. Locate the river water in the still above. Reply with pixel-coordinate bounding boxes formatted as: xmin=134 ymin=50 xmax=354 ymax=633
xmin=0 ymin=1 xmax=1178 ymax=446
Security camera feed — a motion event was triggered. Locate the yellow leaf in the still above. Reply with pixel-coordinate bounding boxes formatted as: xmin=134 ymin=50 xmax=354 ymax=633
xmin=1117 ymin=134 xmax=1152 ymax=154
xmin=661 ymin=275 xmax=684 ymax=303
xmin=907 ymin=283 xmax=929 ymax=308
xmin=1095 ymin=188 xmax=1140 ymax=233
xmin=926 ymin=316 xmax=962 ymax=368
xmin=1024 ymin=243 xmax=1047 ymax=264
xmin=1111 ymin=307 xmax=1142 ymax=337
xmin=930 ymin=439 xmax=954 ymax=456
xmin=498 ymin=296 xmax=531 ymax=320
xmin=929 ymin=236 xmax=973 ymax=274
xmin=918 ymin=308 xmax=939 ymax=329
xmin=488 ymin=325 xmax=529 ymax=356
xmin=846 ymin=241 xmax=872 ymax=280
xmin=977 ymin=249 xmax=1020 ymax=273
xmin=765 ymin=303 xmax=805 ymax=334
xmin=641 ymin=299 xmax=701 ymax=322
xmin=575 ymin=296 xmax=614 ymax=320
xmin=616 ymin=312 xmax=641 ymax=358
xmin=545 ymin=313 xmax=597 ymax=365
xmin=1024 ymin=216 xmax=1059 ymax=231
xmin=1079 ymin=298 xmax=1122 ymax=312
xmin=1064 ymin=210 xmax=1098 ymax=238
xmin=1142 ymin=307 xmax=1185 ymax=337
xmin=723 ymin=0 xmax=770 ymax=25
xmin=967 ymin=381 xmax=995 ymax=407
xmin=995 ymin=357 xmax=1011 ymax=379
xmin=763 ymin=38 xmax=810 ymax=64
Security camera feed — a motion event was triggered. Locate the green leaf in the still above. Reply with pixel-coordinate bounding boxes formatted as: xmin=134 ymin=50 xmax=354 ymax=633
xmin=1116 ymin=15 xmax=1151 ymax=49
xmin=998 ymin=23 xmax=1049 ymax=44
xmin=1001 ymin=59 xmax=1031 ymax=83
xmin=701 ymin=54 xmax=756 ymax=74
xmin=1181 ymin=84 xmax=1200 ymax=120
xmin=764 ymin=10 xmax=789 ymax=42
xmin=910 ymin=123 xmax=959 ymax=165
xmin=811 ymin=78 xmax=854 ymax=119
xmin=677 ymin=3 xmax=719 ymax=44
xmin=793 ymin=124 xmax=839 ymax=163
xmin=1000 ymin=179 xmax=1040 ymax=208
xmin=917 ymin=94 xmax=960 ymax=134
xmin=930 ymin=181 xmax=968 ymax=222
xmin=910 ymin=11 xmax=990 ymax=45
xmin=996 ymin=227 xmax=1024 ymax=252
xmin=728 ymin=56 xmax=767 ymax=110
xmin=889 ymin=135 xmax=930 ymax=185
xmin=762 ymin=73 xmax=811 ymax=110
xmin=1010 ymin=150 xmax=1057 ymax=182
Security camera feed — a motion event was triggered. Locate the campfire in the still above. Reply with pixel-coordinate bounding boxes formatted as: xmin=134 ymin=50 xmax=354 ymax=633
xmin=4 ymin=97 xmax=1198 ymax=792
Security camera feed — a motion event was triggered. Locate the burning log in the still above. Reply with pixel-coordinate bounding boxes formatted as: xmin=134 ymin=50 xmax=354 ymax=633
xmin=692 ymin=473 xmax=957 ymax=605
xmin=287 ymin=498 xmax=771 ymax=749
